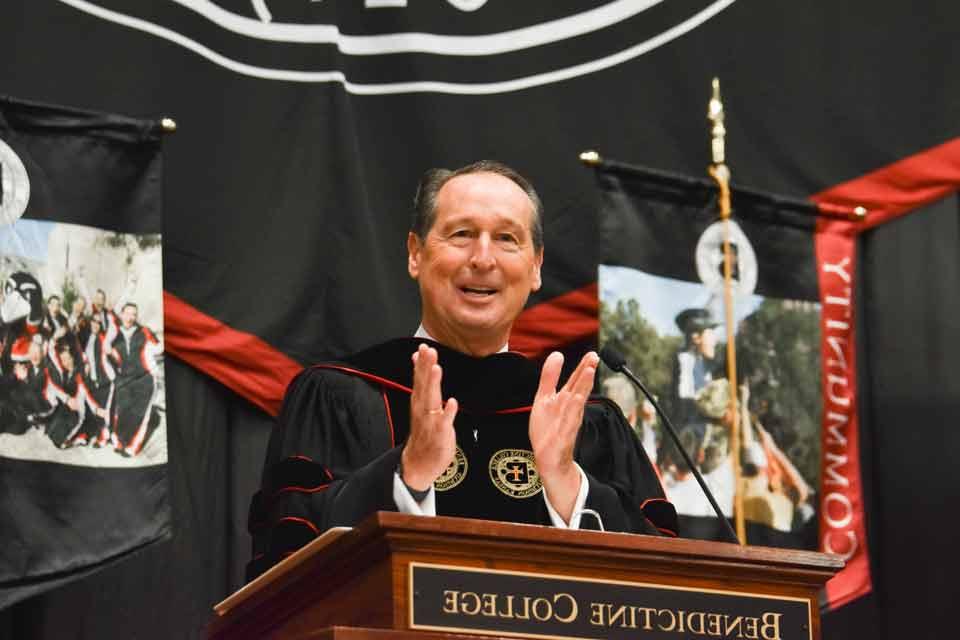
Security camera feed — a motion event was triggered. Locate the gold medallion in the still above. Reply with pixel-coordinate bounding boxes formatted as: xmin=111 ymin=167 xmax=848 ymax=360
xmin=434 ymin=446 xmax=468 ymax=492
xmin=488 ymin=449 xmax=542 ymax=499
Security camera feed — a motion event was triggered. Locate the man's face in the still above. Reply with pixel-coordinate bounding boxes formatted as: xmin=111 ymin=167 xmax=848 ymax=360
xmin=72 ymin=297 xmax=86 ymax=315
xmin=692 ymin=327 xmax=717 ymax=359
xmin=407 ymin=172 xmax=543 ymax=353
xmin=48 ymin=298 xmax=61 ymax=315
xmin=59 ymin=348 xmax=74 ymax=371
xmin=93 ymin=291 xmax=106 ymax=309
xmin=121 ymin=305 xmax=138 ymax=328
xmin=28 ymin=342 xmax=43 ymax=366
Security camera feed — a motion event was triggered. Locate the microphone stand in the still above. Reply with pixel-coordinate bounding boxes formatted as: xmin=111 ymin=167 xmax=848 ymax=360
xmin=600 ymin=348 xmax=741 ymax=545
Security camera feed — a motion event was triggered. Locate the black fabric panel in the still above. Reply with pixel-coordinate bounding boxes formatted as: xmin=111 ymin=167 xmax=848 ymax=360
xmin=848 ymin=196 xmax=960 ymax=638
xmin=597 ymin=168 xmax=821 ymax=300
xmin=0 ymin=460 xmax=170 ymax=601
xmin=0 ymin=358 xmax=271 ymax=638
xmin=0 ymin=95 xmax=163 ymax=234
xmin=821 ymin=593 xmax=882 ymax=639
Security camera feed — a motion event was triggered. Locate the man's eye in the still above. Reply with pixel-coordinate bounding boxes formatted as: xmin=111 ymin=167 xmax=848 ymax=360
xmin=497 ymin=233 xmax=520 ymax=245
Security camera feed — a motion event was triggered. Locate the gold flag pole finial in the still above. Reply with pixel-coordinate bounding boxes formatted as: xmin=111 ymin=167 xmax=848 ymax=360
xmin=708 ymin=77 xmax=728 ymax=183
xmin=707 ymin=77 xmax=745 ymax=545
xmin=579 ymin=150 xmax=602 ymax=166
xmin=160 ymin=117 xmax=177 ymax=133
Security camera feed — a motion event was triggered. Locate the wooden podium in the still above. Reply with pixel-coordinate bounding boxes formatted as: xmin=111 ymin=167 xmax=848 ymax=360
xmin=209 ymin=512 xmax=842 ymax=640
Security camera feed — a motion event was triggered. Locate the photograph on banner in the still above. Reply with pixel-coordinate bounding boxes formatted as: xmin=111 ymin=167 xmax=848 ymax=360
xmin=599 ymin=264 xmax=821 ymax=543
xmin=593 ymin=161 xmax=871 ymax=603
xmin=0 ymin=219 xmax=165 ymax=467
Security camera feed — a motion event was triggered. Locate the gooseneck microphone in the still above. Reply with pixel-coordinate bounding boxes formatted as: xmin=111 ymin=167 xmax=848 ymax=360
xmin=599 ymin=345 xmax=742 ymax=545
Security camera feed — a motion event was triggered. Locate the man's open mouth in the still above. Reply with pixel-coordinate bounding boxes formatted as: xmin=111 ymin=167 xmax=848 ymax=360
xmin=460 ymin=286 xmax=497 ymax=296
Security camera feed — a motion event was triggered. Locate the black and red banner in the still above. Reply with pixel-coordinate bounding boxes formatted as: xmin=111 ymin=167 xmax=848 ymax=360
xmin=0 ymin=96 xmax=169 ymax=608
xmin=593 ymin=161 xmax=870 ymax=607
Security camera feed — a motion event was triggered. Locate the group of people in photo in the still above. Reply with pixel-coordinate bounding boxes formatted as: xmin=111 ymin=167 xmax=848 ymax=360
xmin=0 ymin=271 xmax=162 ymax=457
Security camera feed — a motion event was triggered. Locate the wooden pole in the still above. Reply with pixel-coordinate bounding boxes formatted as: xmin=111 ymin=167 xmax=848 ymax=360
xmin=707 ymin=78 xmax=746 ymax=544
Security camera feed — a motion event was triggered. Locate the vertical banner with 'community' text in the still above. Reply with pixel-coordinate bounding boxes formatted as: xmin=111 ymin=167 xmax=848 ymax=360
xmin=596 ymin=162 xmax=870 ymax=609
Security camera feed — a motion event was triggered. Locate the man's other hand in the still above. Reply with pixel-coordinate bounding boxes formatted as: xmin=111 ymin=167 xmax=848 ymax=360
xmin=401 ymin=344 xmax=459 ymax=491
xmin=530 ymin=351 xmax=598 ymax=523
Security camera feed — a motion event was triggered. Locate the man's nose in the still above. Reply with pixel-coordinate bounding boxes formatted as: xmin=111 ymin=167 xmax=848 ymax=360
xmin=469 ymin=235 xmax=496 ymax=270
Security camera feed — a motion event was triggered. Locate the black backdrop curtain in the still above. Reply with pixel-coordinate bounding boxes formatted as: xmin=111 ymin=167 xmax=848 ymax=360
xmin=1 ymin=1 xmax=959 ymax=638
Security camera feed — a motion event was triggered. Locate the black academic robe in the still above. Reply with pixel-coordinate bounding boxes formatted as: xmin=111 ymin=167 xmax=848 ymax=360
xmin=247 ymin=338 xmax=677 ymax=581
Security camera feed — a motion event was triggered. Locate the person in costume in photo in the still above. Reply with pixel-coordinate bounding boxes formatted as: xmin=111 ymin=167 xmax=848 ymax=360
xmin=0 ymin=272 xmax=50 ymax=435
xmin=247 ymin=161 xmax=676 ymax=581
xmin=0 ymin=271 xmax=46 ymax=369
xmin=109 ymin=302 xmax=161 ymax=457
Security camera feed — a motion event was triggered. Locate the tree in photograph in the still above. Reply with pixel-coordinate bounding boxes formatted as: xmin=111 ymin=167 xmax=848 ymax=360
xmin=736 ymin=299 xmax=822 ymax=485
xmin=599 ymin=298 xmax=682 ymax=417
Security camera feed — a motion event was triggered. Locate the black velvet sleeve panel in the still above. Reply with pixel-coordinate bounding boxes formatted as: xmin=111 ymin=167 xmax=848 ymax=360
xmin=577 ymin=397 xmax=678 ymax=536
xmin=246 ymin=367 xmax=401 ymax=581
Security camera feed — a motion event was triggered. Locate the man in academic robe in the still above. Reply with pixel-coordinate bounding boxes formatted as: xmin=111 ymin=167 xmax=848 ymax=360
xmin=247 ymin=161 xmax=676 ymax=580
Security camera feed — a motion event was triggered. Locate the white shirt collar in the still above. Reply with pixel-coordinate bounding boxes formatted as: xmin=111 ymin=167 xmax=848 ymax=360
xmin=414 ymin=324 xmax=508 ymax=354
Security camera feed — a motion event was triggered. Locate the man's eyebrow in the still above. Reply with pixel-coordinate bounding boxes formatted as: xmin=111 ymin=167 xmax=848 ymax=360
xmin=437 ymin=214 xmax=529 ymax=233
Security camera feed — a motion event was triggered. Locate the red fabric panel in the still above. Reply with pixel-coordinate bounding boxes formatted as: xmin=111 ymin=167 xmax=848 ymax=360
xmin=510 ymin=283 xmax=599 ymax=357
xmin=163 ymin=291 xmax=303 ymax=417
xmin=814 ymin=224 xmax=873 ymax=609
xmin=812 ymin=137 xmax=960 ymax=230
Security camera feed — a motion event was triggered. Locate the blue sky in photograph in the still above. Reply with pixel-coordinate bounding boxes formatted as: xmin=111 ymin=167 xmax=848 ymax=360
xmin=0 ymin=219 xmax=53 ymax=264
xmin=599 ymin=264 xmax=765 ymax=337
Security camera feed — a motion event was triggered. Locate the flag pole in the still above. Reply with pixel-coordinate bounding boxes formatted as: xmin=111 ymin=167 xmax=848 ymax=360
xmin=707 ymin=78 xmax=746 ymax=545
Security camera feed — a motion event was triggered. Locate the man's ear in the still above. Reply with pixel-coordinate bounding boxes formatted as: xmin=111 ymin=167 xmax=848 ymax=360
xmin=531 ymin=249 xmax=544 ymax=292
xmin=407 ymin=232 xmax=422 ymax=280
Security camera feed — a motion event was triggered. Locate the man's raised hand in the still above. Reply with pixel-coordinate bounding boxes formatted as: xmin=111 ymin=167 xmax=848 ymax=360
xmin=529 ymin=350 xmax=599 ymax=523
xmin=400 ymin=344 xmax=459 ymax=491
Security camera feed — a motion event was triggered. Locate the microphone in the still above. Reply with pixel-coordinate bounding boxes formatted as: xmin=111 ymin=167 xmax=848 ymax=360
xmin=599 ymin=344 xmax=741 ymax=545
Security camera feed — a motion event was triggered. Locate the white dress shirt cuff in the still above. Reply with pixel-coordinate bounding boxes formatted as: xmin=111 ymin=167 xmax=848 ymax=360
xmin=393 ymin=472 xmax=437 ymax=516
xmin=542 ymin=463 xmax=590 ymax=529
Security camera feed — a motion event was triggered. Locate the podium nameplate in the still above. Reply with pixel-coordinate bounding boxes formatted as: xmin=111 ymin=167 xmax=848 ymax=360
xmin=409 ymin=562 xmax=811 ymax=640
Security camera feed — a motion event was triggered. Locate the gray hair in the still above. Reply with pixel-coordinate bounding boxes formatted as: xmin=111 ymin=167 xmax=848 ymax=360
xmin=602 ymin=374 xmax=638 ymax=418
xmin=411 ymin=160 xmax=544 ymax=253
